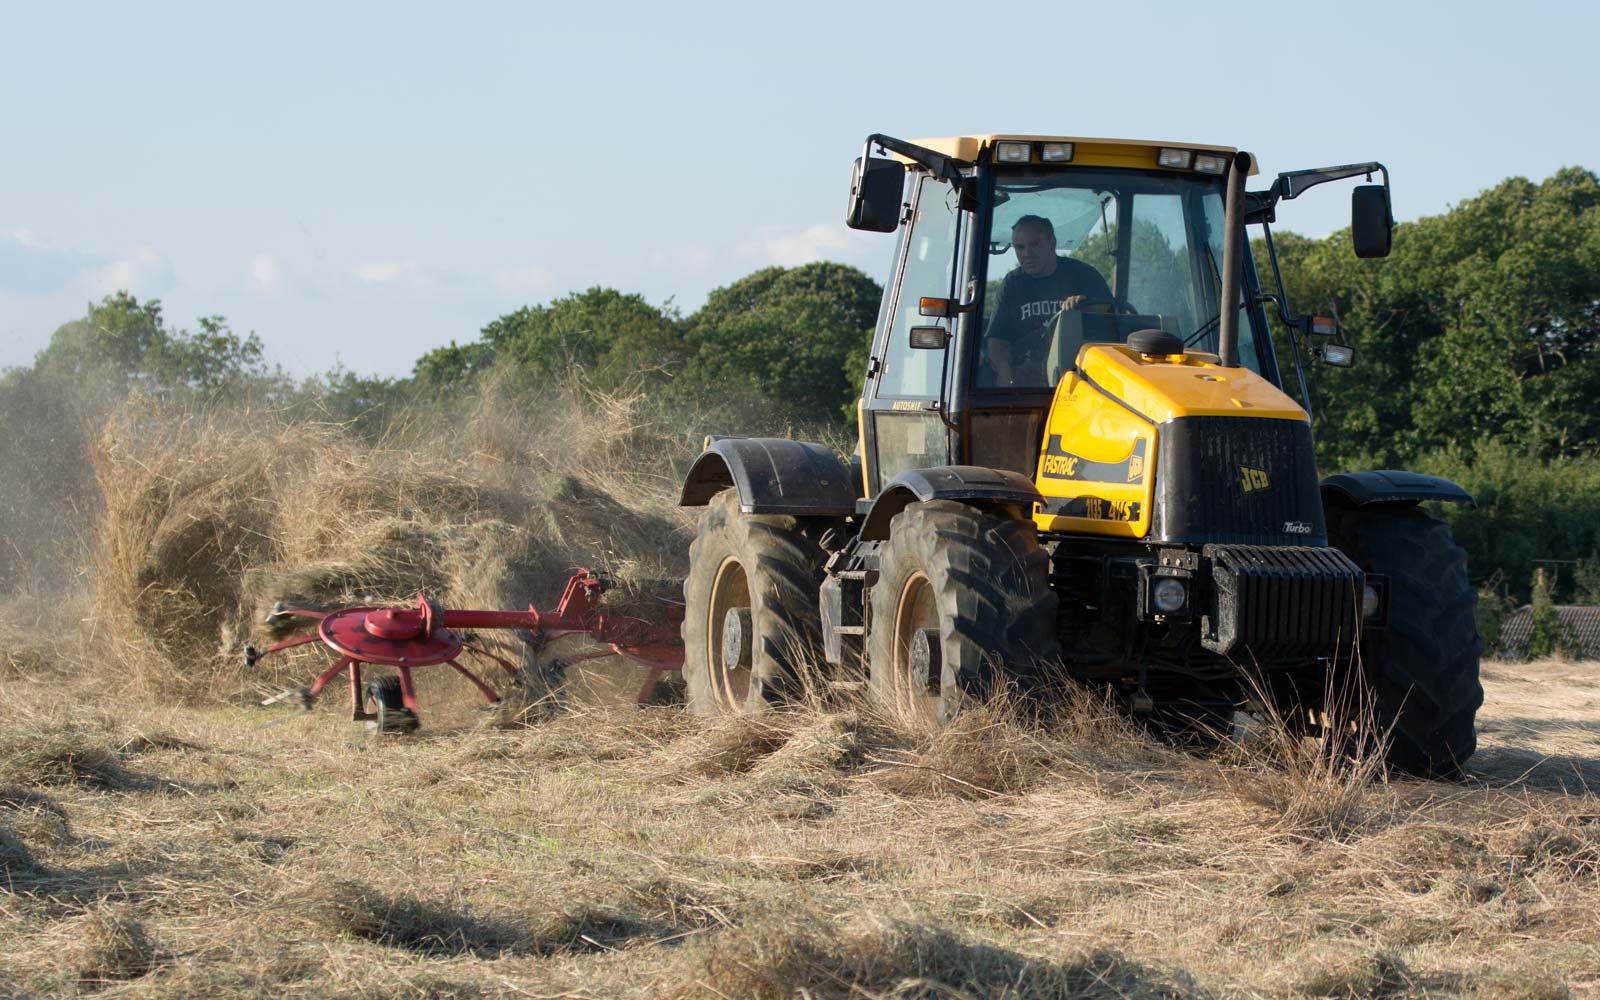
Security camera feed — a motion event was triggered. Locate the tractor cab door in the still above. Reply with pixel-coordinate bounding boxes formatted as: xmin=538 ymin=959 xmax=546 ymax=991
xmin=859 ymin=172 xmax=966 ymax=499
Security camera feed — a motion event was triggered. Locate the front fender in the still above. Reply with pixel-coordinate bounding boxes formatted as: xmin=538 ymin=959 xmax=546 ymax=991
xmin=859 ymin=466 xmax=1042 ymax=540
xmin=1320 ymin=470 xmax=1476 ymax=510
xmin=679 ymin=436 xmax=856 ymax=516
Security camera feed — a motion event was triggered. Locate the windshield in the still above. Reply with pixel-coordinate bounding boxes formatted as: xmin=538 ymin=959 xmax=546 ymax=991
xmin=978 ymin=166 xmax=1260 ymax=389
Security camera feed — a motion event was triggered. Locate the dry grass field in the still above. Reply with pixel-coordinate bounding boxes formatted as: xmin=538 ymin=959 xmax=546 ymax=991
xmin=2 ymin=645 xmax=1596 ymax=998
xmin=1 ymin=391 xmax=1597 ymax=998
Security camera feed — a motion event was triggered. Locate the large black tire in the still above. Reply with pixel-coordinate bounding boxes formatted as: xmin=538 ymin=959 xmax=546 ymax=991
xmin=1328 ymin=505 xmax=1483 ymax=778
xmin=681 ymin=490 xmax=830 ymax=716
xmin=868 ymin=500 xmax=1058 ymax=723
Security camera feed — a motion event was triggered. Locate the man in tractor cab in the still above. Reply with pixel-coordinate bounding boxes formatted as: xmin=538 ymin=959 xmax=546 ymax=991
xmin=983 ymin=214 xmax=1114 ymax=386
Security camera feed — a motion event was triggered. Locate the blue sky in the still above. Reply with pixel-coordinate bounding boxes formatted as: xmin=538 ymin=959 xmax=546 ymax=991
xmin=4 ymin=0 xmax=1596 ymax=376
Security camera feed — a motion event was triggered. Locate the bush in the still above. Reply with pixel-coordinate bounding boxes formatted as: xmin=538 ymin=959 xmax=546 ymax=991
xmin=1418 ymin=442 xmax=1600 ymax=602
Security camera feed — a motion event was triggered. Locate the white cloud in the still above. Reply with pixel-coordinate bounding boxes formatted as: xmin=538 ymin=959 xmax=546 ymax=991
xmin=246 ymin=254 xmax=288 ymax=295
xmin=243 ymin=253 xmax=321 ymax=299
xmin=354 ymin=259 xmax=423 ymax=287
xmin=735 ymin=223 xmax=874 ymax=268
xmin=87 ymin=247 xmax=176 ymax=297
xmin=352 ymin=260 xmax=471 ymax=296
xmin=491 ymin=264 xmax=556 ymax=298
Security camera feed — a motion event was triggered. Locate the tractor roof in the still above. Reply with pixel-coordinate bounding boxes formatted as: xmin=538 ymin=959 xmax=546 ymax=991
xmin=898 ymin=135 xmax=1258 ymax=175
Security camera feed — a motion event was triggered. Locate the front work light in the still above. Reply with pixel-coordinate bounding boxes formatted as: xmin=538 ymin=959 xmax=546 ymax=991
xmin=1194 ymin=153 xmax=1226 ymax=174
xmin=1158 ymin=147 xmax=1194 ymax=169
xmin=1152 ymin=577 xmax=1188 ymax=614
xmin=1321 ymin=343 xmax=1355 ymax=368
xmin=995 ymin=141 xmax=1031 ymax=163
xmin=1040 ymin=142 xmax=1074 ymax=163
xmin=1362 ymin=583 xmax=1381 ymax=620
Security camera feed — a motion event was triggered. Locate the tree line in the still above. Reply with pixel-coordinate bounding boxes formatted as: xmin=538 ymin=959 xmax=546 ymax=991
xmin=5 ymin=167 xmax=1598 ymax=624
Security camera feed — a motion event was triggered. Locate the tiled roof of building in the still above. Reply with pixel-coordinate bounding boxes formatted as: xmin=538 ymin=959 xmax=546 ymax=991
xmin=1498 ymin=604 xmax=1600 ymax=660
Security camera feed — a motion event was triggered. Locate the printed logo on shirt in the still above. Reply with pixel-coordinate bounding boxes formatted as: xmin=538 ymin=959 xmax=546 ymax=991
xmin=1018 ymin=299 xmax=1063 ymax=322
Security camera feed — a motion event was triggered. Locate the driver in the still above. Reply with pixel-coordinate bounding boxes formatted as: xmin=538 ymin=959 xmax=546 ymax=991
xmin=984 ymin=215 xmax=1113 ymax=386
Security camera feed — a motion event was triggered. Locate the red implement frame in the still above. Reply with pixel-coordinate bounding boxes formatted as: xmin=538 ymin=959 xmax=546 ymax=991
xmin=250 ymin=569 xmax=684 ymax=723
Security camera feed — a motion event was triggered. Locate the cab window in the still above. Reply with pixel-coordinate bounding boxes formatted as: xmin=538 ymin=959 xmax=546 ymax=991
xmin=978 ymin=167 xmax=1264 ymax=389
xmin=879 ymin=175 xmax=959 ymax=398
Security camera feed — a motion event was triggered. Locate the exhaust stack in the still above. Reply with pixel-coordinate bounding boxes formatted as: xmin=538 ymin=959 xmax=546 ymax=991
xmin=1217 ymin=150 xmax=1253 ymax=369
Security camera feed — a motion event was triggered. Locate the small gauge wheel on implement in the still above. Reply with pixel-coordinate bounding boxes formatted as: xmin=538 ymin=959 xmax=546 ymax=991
xmin=364 ymin=675 xmax=420 ymax=736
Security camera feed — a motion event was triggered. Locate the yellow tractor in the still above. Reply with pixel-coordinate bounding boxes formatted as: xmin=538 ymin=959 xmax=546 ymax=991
xmin=678 ymin=134 xmax=1482 ymax=778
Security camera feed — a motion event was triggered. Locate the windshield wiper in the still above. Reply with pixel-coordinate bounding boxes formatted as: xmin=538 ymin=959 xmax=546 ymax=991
xmin=1186 ymin=312 xmax=1222 ymax=347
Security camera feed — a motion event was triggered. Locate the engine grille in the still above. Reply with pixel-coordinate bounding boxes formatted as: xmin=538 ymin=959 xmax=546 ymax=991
xmin=1202 ymin=544 xmax=1364 ymax=657
xmin=1152 ymin=416 xmax=1324 ymax=545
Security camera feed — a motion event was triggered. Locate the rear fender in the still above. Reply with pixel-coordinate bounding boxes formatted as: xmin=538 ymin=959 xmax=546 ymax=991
xmin=1320 ymin=470 xmax=1476 ymax=510
xmin=860 ymin=466 xmax=1042 ymax=541
xmin=679 ymin=436 xmax=856 ymax=516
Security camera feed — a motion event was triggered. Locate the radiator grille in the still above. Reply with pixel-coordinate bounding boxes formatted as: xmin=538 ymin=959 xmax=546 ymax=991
xmin=1153 ymin=416 xmax=1324 ymax=545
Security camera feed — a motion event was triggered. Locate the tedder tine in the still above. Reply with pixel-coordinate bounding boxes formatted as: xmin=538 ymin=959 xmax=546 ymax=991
xmin=461 ymin=641 xmax=522 ymax=678
xmin=445 ymin=659 xmax=502 ymax=704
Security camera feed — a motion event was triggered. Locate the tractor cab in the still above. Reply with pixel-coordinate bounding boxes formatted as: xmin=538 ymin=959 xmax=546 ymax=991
xmin=848 ymin=134 xmax=1371 ymax=499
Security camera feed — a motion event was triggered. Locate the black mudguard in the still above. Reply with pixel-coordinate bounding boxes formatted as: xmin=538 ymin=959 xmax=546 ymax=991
xmin=679 ymin=436 xmax=856 ymax=516
xmin=860 ymin=466 xmax=1042 ymax=540
xmin=1320 ymin=470 xmax=1476 ymax=510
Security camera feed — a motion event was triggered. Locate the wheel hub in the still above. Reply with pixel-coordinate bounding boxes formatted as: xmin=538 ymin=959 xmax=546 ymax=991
xmin=910 ymin=627 xmax=941 ymax=694
xmin=722 ymin=607 xmax=753 ymax=671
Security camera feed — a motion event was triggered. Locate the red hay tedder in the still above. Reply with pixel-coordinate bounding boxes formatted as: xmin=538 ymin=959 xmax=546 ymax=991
xmin=249 ymin=569 xmax=684 ymax=732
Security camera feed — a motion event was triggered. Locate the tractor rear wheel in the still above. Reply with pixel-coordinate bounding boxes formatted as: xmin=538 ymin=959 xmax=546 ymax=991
xmin=868 ymin=501 xmax=1058 ymax=724
xmin=682 ymin=490 xmax=830 ymax=716
xmin=1327 ymin=505 xmax=1483 ymax=778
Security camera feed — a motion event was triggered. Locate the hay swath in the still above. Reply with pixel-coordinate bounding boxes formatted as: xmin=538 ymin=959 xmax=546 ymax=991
xmin=249 ymin=569 xmax=683 ymax=732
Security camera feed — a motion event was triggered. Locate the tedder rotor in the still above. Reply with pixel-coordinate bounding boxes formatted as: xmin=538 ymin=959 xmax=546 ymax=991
xmin=250 ymin=569 xmax=684 ymax=732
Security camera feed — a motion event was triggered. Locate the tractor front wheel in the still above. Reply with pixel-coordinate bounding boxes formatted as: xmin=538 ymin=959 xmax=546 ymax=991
xmin=681 ymin=490 xmax=831 ymax=716
xmin=1328 ymin=505 xmax=1483 ymax=778
xmin=868 ymin=501 xmax=1057 ymax=724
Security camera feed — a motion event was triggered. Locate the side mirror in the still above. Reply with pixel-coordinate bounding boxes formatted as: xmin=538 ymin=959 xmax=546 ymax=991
xmin=1351 ymin=185 xmax=1392 ymax=258
xmin=846 ymin=157 xmax=905 ymax=233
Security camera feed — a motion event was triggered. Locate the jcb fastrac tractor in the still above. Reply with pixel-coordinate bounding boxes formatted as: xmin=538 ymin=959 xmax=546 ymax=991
xmin=678 ymin=134 xmax=1483 ymax=778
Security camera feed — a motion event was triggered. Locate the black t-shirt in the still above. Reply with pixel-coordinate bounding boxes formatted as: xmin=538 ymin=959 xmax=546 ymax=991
xmin=985 ymin=256 xmax=1113 ymax=347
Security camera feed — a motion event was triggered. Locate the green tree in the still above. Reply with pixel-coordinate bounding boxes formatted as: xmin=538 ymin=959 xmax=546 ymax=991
xmin=1575 ymin=557 xmax=1600 ymax=604
xmin=31 ymin=292 xmax=271 ymax=395
xmin=1410 ymin=168 xmax=1600 ymax=458
xmin=1262 ymin=168 xmax=1600 ymax=469
xmin=678 ymin=262 xmax=881 ymax=425
xmin=414 ymin=287 xmax=682 ymax=391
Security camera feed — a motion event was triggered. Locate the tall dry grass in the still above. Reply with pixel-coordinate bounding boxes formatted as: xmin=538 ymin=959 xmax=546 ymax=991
xmin=88 ymin=376 xmax=699 ymax=705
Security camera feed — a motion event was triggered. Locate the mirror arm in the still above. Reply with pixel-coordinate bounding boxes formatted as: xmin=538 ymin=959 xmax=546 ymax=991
xmin=1244 ymin=162 xmax=1392 ymax=228
xmin=865 ymin=134 xmax=971 ymax=193
xmin=1277 ymin=161 xmax=1389 ymax=203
